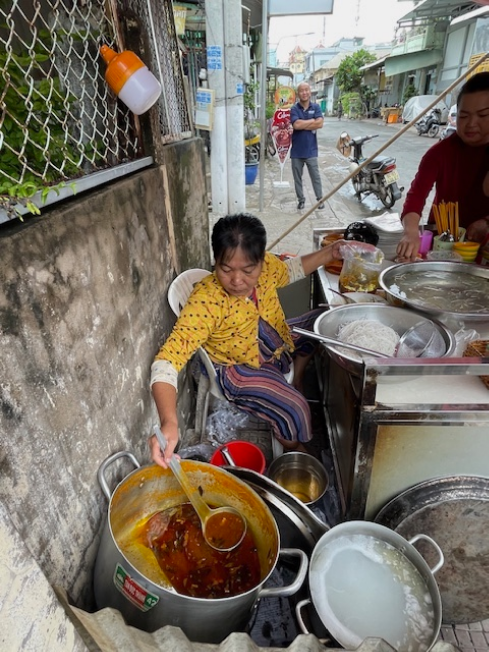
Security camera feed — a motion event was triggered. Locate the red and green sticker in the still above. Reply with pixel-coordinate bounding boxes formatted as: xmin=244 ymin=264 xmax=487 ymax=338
xmin=113 ymin=563 xmax=159 ymax=612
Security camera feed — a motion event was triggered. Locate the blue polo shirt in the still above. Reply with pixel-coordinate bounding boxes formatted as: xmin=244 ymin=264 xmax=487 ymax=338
xmin=290 ymin=101 xmax=323 ymax=159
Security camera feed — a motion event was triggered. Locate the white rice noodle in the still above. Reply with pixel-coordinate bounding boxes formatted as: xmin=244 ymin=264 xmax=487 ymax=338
xmin=338 ymin=320 xmax=400 ymax=357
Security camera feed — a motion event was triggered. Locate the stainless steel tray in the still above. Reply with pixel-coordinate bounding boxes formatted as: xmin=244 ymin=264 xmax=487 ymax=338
xmin=374 ymin=475 xmax=489 ymax=624
xmin=379 ymin=261 xmax=489 ymax=321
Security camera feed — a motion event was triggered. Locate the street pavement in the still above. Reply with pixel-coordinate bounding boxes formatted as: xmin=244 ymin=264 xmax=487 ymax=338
xmin=241 ymin=116 xmax=432 ymax=257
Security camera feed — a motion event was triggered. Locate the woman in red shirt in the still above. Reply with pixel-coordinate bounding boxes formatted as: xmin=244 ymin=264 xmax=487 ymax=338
xmin=397 ymin=72 xmax=489 ymax=261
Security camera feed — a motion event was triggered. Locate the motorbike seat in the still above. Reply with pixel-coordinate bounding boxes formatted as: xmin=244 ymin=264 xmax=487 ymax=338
xmin=364 ymin=155 xmax=396 ymax=171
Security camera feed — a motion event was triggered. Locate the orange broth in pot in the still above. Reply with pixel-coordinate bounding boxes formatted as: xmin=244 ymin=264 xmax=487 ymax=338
xmin=142 ymin=503 xmax=261 ymax=598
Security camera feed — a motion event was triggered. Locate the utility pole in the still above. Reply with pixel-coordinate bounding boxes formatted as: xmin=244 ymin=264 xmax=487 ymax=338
xmin=206 ymin=0 xmax=245 ymax=214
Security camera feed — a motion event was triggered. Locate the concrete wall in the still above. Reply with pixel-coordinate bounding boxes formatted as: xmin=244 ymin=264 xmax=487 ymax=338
xmin=0 ymin=138 xmax=209 ymax=620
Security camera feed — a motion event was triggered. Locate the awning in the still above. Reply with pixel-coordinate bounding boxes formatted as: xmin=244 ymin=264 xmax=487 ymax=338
xmin=397 ymin=0 xmax=475 ymax=24
xmin=267 ymin=66 xmax=293 ymax=79
xmin=360 ymin=55 xmax=390 ymax=72
xmin=384 ymin=49 xmax=443 ymax=76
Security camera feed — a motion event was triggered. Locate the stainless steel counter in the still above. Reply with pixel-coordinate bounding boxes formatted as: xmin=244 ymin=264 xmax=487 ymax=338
xmin=314 ymin=262 xmax=489 ymax=521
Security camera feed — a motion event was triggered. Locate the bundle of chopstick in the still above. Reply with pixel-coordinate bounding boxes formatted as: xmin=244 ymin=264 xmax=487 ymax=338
xmin=433 ymin=201 xmax=460 ymax=241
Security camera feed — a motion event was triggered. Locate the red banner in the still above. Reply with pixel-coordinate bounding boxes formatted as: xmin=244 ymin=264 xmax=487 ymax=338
xmin=271 ymin=109 xmax=292 ymax=166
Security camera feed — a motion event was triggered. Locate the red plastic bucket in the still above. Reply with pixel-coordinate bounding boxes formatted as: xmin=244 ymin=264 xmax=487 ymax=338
xmin=210 ymin=440 xmax=266 ymax=474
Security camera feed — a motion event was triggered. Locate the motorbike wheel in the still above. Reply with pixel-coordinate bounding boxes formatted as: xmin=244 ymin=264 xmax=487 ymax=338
xmin=245 ymin=145 xmax=260 ymax=164
xmin=428 ymin=124 xmax=440 ymax=138
xmin=352 ymin=177 xmax=362 ymax=201
xmin=380 ymin=184 xmax=396 ymax=209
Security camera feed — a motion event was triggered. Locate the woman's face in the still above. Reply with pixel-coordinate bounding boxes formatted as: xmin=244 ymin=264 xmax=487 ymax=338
xmin=215 ymin=246 xmax=263 ymax=297
xmin=457 ymin=90 xmax=489 ymax=146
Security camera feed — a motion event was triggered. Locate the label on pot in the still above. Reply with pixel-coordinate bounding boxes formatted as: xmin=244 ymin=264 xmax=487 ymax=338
xmin=113 ymin=563 xmax=159 ymax=612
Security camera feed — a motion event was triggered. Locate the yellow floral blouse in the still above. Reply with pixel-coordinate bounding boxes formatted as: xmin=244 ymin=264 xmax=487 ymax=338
xmin=155 ymin=252 xmax=295 ymax=371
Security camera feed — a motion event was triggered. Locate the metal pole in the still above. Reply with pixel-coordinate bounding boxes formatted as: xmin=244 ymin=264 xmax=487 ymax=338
xmin=267 ymin=51 xmax=489 ymax=250
xmin=258 ymin=0 xmax=268 ymax=213
xmin=224 ymin=0 xmax=245 ymax=212
xmin=207 ymin=0 xmax=228 ymax=214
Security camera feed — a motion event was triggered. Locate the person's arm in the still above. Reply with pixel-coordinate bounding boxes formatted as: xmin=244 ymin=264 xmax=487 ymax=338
xmin=148 ymin=285 xmax=217 ymax=467
xmin=293 ymin=117 xmax=323 ymax=130
xmin=149 ymin=381 xmax=178 ymax=468
xmin=397 ymin=144 xmax=442 ymax=260
xmin=396 ymin=212 xmax=422 ymax=260
xmin=300 ymin=238 xmax=348 ymax=275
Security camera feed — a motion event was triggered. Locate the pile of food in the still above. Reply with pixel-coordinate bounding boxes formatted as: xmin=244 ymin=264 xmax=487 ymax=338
xmin=338 ymin=320 xmax=400 ymax=357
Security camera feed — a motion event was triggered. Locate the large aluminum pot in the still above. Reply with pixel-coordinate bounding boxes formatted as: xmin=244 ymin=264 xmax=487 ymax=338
xmin=314 ymin=304 xmax=455 ymax=378
xmin=94 ymin=452 xmax=307 ymax=643
xmin=296 ymin=521 xmax=444 ymax=652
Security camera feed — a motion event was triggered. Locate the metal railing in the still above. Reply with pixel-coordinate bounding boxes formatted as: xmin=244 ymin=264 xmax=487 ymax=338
xmin=0 ymin=0 xmax=191 ymax=220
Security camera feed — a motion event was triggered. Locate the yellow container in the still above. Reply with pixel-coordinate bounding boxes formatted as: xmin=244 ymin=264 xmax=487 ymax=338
xmin=452 ymin=241 xmax=480 ymax=263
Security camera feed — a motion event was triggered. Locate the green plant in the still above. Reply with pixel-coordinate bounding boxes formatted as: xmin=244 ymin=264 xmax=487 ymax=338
xmin=265 ymin=102 xmax=275 ymax=120
xmin=336 ymin=49 xmax=377 ymax=94
xmin=402 ymin=83 xmax=418 ymax=105
xmin=340 ymin=91 xmax=362 ymax=117
xmin=244 ymin=77 xmax=259 ymax=115
xmin=0 ymin=30 xmax=102 ymax=219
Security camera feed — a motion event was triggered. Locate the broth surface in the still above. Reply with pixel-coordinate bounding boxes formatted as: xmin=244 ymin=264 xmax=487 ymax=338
xmin=142 ymin=503 xmax=260 ymax=598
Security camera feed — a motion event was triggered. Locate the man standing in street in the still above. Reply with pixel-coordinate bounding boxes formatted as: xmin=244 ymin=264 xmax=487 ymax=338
xmin=290 ymin=82 xmax=325 ymax=210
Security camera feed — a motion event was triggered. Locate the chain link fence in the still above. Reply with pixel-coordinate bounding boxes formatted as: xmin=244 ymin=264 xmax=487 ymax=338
xmin=0 ymin=0 xmax=191 ymax=219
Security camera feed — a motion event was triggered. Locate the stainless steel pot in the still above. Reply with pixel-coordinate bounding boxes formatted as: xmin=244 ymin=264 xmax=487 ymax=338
xmin=296 ymin=521 xmax=444 ymax=652
xmin=314 ymin=304 xmax=455 ymax=378
xmin=94 ymin=452 xmax=307 ymax=643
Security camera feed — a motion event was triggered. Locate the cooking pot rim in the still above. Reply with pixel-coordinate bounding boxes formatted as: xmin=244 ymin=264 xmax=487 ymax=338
xmin=307 ymin=520 xmax=443 ymax=650
xmin=106 ymin=459 xmax=282 ymax=602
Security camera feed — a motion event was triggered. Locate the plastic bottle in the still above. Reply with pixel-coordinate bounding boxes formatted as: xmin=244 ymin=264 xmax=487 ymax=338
xmin=99 ymin=45 xmax=161 ymax=115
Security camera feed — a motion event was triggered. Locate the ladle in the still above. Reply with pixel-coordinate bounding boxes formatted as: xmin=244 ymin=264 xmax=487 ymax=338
xmin=292 ymin=327 xmax=389 ymax=358
xmin=395 ymin=321 xmax=438 ymax=358
xmin=153 ymin=425 xmax=247 ymax=551
xmin=220 ymin=445 xmax=237 ymax=466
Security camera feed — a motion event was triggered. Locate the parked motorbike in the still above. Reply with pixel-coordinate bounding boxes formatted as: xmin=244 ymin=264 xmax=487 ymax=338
xmin=415 ymin=107 xmax=442 ymax=138
xmin=339 ymin=132 xmax=403 ymax=209
xmin=439 ymin=103 xmax=457 ymax=140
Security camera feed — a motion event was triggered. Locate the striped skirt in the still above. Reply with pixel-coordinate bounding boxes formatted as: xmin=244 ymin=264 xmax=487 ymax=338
xmin=214 ymin=310 xmax=321 ymax=443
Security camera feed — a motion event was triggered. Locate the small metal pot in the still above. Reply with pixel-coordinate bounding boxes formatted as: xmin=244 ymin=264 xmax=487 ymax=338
xmin=94 ymin=452 xmax=307 ymax=644
xmin=296 ymin=521 xmax=444 ymax=652
xmin=267 ymin=452 xmax=329 ymax=506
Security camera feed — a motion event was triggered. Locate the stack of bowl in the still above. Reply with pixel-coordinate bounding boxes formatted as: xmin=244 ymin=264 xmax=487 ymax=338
xmin=452 ymin=241 xmax=480 ymax=263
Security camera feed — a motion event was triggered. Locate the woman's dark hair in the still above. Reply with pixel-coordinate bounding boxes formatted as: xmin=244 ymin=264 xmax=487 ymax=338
xmin=211 ymin=213 xmax=267 ymax=264
xmin=457 ymin=72 xmax=489 ymax=106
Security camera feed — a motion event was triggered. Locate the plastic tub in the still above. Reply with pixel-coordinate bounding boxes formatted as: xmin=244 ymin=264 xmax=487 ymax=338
xmin=210 ymin=440 xmax=266 ymax=474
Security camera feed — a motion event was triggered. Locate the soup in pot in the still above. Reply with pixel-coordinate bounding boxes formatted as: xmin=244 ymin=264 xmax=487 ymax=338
xmin=141 ymin=503 xmax=261 ymax=599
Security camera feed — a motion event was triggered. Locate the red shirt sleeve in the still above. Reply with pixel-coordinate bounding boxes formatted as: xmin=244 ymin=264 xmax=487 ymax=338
xmin=401 ymin=143 xmax=440 ymax=220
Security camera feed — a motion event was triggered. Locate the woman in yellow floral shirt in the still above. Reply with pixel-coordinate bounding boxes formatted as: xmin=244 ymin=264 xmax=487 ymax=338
xmin=149 ymin=213 xmax=347 ymax=468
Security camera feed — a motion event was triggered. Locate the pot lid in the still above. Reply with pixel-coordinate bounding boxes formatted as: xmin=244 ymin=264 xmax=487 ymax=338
xmin=375 ymin=475 xmax=489 ymax=624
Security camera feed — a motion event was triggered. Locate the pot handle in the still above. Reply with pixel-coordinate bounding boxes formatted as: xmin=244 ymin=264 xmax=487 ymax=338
xmin=408 ymin=534 xmax=444 ymax=575
xmin=295 ymin=598 xmax=312 ymax=635
xmin=97 ymin=451 xmax=141 ymax=500
xmin=257 ymin=548 xmax=308 ymax=598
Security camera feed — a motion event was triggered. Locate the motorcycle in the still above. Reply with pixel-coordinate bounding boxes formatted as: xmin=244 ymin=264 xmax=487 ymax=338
xmin=439 ymin=103 xmax=457 ymax=140
xmin=415 ymin=107 xmax=442 ymax=138
xmin=339 ymin=132 xmax=403 ymax=209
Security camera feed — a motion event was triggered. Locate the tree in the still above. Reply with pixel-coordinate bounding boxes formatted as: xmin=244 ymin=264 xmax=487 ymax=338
xmin=335 ymin=49 xmax=377 ymax=94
